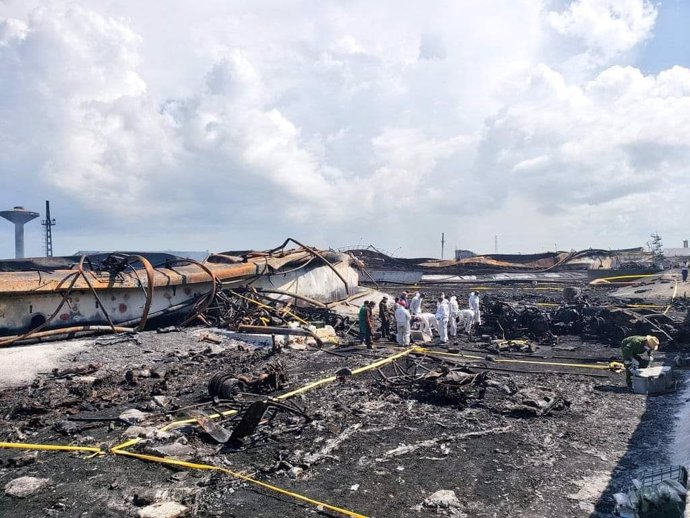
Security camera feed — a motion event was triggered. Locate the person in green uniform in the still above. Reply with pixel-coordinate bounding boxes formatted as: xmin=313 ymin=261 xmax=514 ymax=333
xmin=358 ymin=301 xmax=369 ymax=345
xmin=620 ymin=335 xmax=660 ymax=388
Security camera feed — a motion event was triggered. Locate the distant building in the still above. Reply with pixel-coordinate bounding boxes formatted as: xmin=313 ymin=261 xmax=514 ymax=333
xmin=454 ymin=249 xmax=475 ymax=260
xmin=664 ymin=240 xmax=690 ymax=264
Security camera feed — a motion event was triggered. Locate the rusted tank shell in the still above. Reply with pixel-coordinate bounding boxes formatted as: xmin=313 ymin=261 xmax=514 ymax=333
xmin=0 ymin=249 xmax=358 ymax=338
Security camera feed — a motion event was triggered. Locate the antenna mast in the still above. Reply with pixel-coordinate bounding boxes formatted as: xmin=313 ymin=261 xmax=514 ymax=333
xmin=41 ymin=200 xmax=56 ymax=257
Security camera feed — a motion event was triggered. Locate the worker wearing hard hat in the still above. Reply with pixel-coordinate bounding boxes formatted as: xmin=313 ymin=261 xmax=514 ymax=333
xmin=620 ymin=335 xmax=660 ymax=388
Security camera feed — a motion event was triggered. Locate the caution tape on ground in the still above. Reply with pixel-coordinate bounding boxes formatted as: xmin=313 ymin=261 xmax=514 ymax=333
xmin=0 ymin=439 xmax=366 ymax=518
xmin=161 ymin=346 xmax=417 ymax=431
xmin=0 ymin=442 xmax=103 ymax=454
xmin=414 ymin=347 xmax=617 ymax=371
xmin=111 ymin=448 xmax=367 ymax=518
xmin=594 ymin=274 xmax=655 ymax=282
xmin=230 ymin=290 xmax=309 ymax=326
xmin=0 ymin=347 xmax=423 ymax=517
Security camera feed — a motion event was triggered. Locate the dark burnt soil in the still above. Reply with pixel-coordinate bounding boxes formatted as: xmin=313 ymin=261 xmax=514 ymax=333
xmin=0 ymin=285 xmax=685 ymax=518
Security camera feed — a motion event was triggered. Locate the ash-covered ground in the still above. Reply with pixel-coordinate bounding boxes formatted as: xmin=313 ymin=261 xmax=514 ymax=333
xmin=0 ymin=283 xmax=685 ymax=518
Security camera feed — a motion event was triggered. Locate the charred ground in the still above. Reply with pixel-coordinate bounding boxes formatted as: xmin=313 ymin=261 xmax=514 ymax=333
xmin=0 ymin=282 xmax=686 ymax=518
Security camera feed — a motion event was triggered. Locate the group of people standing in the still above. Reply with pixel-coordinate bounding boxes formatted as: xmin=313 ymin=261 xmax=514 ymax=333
xmin=358 ymin=290 xmax=482 ymax=348
xmin=357 ymin=298 xmax=388 ymax=349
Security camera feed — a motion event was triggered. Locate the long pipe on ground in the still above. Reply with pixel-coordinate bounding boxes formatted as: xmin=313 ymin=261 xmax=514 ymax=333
xmin=237 ymin=324 xmax=324 ymax=347
xmin=251 ymin=288 xmax=328 ymax=308
xmin=0 ymin=326 xmax=135 ymax=347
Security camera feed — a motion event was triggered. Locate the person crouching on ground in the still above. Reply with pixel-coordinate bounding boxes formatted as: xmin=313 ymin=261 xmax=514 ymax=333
xmin=621 ymin=335 xmax=660 ymax=389
xmin=395 ymin=301 xmax=412 ymax=346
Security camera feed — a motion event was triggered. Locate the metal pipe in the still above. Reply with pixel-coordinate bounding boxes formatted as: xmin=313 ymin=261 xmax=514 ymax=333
xmin=252 ymin=288 xmax=328 ymax=308
xmin=0 ymin=325 xmax=135 ymax=347
xmin=237 ymin=324 xmax=324 ymax=347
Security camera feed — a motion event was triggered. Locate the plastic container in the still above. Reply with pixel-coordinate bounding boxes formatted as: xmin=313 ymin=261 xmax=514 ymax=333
xmin=632 ymin=366 xmax=674 ymax=395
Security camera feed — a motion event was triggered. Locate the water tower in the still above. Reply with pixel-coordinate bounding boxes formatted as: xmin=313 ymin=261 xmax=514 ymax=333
xmin=0 ymin=206 xmax=39 ymax=259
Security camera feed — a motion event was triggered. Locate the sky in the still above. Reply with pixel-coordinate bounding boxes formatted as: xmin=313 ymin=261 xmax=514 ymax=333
xmin=1 ymin=0 xmax=690 ymax=259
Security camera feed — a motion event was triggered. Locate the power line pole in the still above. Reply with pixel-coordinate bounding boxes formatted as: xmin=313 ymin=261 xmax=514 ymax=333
xmin=494 ymin=235 xmax=498 ymax=254
xmin=41 ymin=200 xmax=56 ymax=257
xmin=441 ymin=232 xmax=445 ymax=259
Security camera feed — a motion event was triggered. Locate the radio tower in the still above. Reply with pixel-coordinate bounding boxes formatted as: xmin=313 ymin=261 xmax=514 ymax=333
xmin=41 ymin=200 xmax=56 ymax=257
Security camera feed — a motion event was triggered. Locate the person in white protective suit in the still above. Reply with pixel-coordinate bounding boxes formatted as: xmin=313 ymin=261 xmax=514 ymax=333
xmin=435 ymin=296 xmax=450 ymax=343
xmin=448 ymin=295 xmax=459 ymax=338
xmin=457 ymin=308 xmax=475 ymax=334
xmin=394 ymin=302 xmax=412 ymax=346
xmin=469 ymin=291 xmax=481 ymax=325
xmin=415 ymin=312 xmax=438 ymax=339
xmin=409 ymin=292 xmax=423 ymax=316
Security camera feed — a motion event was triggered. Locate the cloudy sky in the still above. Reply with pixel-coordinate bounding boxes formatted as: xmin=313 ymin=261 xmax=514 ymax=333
xmin=1 ymin=0 xmax=689 ymax=259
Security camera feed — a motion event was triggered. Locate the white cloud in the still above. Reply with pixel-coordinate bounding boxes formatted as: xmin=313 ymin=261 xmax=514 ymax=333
xmin=0 ymin=17 xmax=26 ymax=46
xmin=548 ymin=0 xmax=657 ymax=61
xmin=477 ymin=62 xmax=690 ymax=227
xmin=0 ymin=0 xmax=687 ymax=258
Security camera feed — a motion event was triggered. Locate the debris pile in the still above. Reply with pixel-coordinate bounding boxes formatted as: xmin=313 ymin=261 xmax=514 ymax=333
xmin=0 ymin=267 xmax=686 ymax=517
xmin=479 ymin=293 xmax=680 ymax=346
xmin=378 ymin=361 xmax=490 ymax=407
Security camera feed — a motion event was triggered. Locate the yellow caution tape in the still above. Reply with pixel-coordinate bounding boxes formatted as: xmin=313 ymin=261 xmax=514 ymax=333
xmin=231 ymin=291 xmax=309 ymax=325
xmin=0 ymin=439 xmax=367 ymax=517
xmin=0 ymin=348 xmax=415 ymax=518
xmin=0 ymin=442 xmax=102 ymax=454
xmin=414 ymin=347 xmax=616 ymax=371
xmin=111 ymin=448 xmax=367 ymax=518
xmin=609 ymin=361 xmax=625 ymax=372
xmin=162 ymin=346 xmax=417 ymax=431
xmin=111 ymin=438 xmax=142 ymax=451
xmin=595 ymin=274 xmax=655 ymax=281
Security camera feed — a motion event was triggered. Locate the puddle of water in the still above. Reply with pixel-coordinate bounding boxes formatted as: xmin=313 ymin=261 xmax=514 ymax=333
xmin=671 ymin=376 xmax=690 ymax=467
